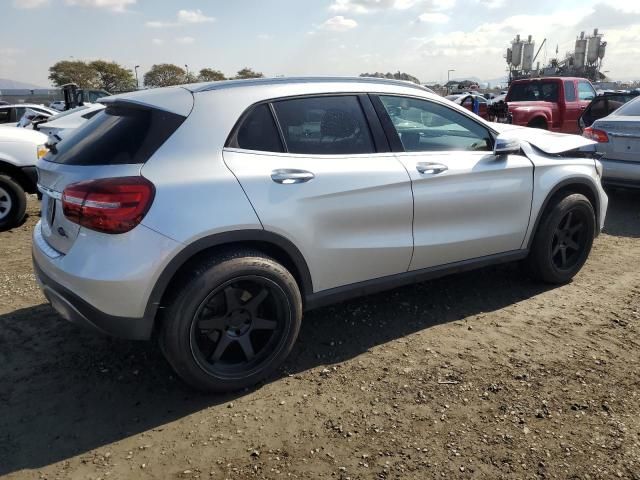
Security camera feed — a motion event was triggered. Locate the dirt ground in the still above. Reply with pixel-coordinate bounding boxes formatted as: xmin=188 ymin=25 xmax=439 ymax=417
xmin=1 ymin=191 xmax=639 ymax=480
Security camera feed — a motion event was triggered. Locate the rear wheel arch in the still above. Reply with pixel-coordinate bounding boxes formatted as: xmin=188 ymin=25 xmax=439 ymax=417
xmin=527 ymin=116 xmax=548 ymax=129
xmin=147 ymin=230 xmax=313 ymax=333
xmin=527 ymin=178 xmax=600 ymax=250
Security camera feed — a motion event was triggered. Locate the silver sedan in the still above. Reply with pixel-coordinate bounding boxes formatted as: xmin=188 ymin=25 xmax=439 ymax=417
xmin=585 ymin=96 xmax=640 ymax=188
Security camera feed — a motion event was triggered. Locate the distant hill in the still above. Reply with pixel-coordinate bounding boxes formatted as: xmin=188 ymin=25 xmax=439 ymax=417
xmin=0 ymin=78 xmax=46 ymax=90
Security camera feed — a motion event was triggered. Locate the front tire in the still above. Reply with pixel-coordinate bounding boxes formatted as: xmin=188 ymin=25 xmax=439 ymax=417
xmin=0 ymin=175 xmax=27 ymax=232
xmin=526 ymin=193 xmax=596 ymax=284
xmin=160 ymin=250 xmax=302 ymax=392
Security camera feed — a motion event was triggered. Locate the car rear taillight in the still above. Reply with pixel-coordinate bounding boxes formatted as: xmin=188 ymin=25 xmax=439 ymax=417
xmin=583 ymin=127 xmax=609 ymax=143
xmin=62 ymin=177 xmax=155 ymax=234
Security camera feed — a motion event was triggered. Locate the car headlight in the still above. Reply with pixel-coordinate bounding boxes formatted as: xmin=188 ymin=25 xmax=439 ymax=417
xmin=37 ymin=144 xmax=49 ymax=159
xmin=595 ymin=159 xmax=604 ymax=178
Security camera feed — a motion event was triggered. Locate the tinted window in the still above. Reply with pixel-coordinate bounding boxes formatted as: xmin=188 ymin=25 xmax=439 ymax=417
xmin=0 ymin=108 xmax=10 ymax=124
xmin=615 ymin=96 xmax=640 ymax=116
xmin=578 ymin=82 xmax=596 ymax=101
xmin=564 ymin=81 xmax=576 ymax=101
xmin=46 ymin=105 xmax=185 ymax=166
xmin=230 ymin=104 xmax=283 ymax=152
xmin=273 ymin=96 xmax=375 ymax=155
xmin=508 ymin=81 xmax=559 ymax=102
xmin=379 ymin=95 xmax=492 ymax=152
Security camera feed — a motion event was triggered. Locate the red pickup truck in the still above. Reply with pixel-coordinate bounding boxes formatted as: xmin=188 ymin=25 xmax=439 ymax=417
xmin=505 ymin=77 xmax=597 ymax=133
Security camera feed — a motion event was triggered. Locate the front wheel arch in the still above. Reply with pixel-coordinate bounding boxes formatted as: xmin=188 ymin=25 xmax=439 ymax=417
xmin=527 ymin=179 xmax=600 ymax=251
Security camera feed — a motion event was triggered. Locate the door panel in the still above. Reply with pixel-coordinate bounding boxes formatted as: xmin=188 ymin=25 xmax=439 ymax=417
xmin=374 ymin=94 xmax=534 ymax=271
xmin=397 ymin=151 xmax=533 ymax=270
xmin=223 ymin=149 xmax=414 ymax=292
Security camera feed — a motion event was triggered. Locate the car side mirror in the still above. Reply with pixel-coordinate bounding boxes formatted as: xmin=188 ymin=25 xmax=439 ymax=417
xmin=494 ymin=135 xmax=521 ymax=155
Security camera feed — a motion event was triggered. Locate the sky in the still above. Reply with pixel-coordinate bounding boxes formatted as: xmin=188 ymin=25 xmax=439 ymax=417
xmin=2 ymin=0 xmax=640 ymax=87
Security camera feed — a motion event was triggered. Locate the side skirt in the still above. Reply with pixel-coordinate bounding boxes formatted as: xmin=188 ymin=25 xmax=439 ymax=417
xmin=304 ymin=249 xmax=529 ymax=311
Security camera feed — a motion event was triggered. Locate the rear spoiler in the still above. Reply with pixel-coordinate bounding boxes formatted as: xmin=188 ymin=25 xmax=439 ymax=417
xmin=100 ymin=87 xmax=193 ymax=117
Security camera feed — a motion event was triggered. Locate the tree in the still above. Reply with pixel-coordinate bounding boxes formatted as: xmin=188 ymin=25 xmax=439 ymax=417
xmin=143 ymin=64 xmax=187 ymax=88
xmin=359 ymin=71 xmax=421 ymax=85
xmin=198 ymin=68 xmax=226 ymax=82
xmin=235 ymin=67 xmax=264 ymax=79
xmin=48 ymin=60 xmax=98 ymax=88
xmin=89 ymin=60 xmax=136 ymax=92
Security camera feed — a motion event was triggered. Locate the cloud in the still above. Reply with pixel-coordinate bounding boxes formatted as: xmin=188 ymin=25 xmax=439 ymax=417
xmin=319 ymin=16 xmax=358 ymax=31
xmin=330 ymin=0 xmax=454 ymax=13
xmin=64 ymin=0 xmax=135 ymax=12
xmin=13 ymin=0 xmax=49 ymax=8
xmin=151 ymin=38 xmax=164 ymax=46
xmin=146 ymin=9 xmax=215 ymax=28
xmin=175 ymin=36 xmax=195 ymax=45
xmin=257 ymin=33 xmax=273 ymax=40
xmin=417 ymin=12 xmax=449 ymax=23
xmin=475 ymin=0 xmax=505 ymax=8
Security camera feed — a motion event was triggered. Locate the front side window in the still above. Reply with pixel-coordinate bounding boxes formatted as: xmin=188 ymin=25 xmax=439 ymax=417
xmin=379 ymin=95 xmax=492 ymax=152
xmin=564 ymin=81 xmax=576 ymax=101
xmin=578 ymin=82 xmax=596 ymax=101
xmin=272 ymin=96 xmax=375 ymax=155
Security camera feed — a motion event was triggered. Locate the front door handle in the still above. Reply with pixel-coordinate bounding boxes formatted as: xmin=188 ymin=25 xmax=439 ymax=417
xmin=416 ymin=162 xmax=448 ymax=175
xmin=271 ymin=169 xmax=315 ymax=184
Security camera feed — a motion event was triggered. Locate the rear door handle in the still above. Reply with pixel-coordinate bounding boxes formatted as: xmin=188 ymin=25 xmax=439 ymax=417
xmin=416 ymin=162 xmax=448 ymax=175
xmin=271 ymin=169 xmax=315 ymax=184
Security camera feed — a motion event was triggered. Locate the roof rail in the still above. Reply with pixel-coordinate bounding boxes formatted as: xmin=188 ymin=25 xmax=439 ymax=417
xmin=189 ymin=76 xmax=434 ymax=94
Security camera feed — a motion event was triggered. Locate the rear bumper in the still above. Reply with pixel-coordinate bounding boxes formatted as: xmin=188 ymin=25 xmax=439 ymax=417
xmin=601 ymin=158 xmax=640 ymax=188
xmin=33 ymin=259 xmax=154 ymax=340
xmin=31 ymin=220 xmax=182 ymax=340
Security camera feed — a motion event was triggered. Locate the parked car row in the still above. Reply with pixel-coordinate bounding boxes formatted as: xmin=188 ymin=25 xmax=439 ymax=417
xmin=30 ymin=76 xmax=607 ymax=391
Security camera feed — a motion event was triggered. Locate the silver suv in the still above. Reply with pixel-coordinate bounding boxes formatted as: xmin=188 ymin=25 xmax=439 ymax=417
xmin=32 ymin=77 xmax=608 ymax=392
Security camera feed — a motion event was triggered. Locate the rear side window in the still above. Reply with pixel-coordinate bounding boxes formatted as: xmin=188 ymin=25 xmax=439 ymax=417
xmin=564 ymin=81 xmax=576 ymax=101
xmin=47 ymin=105 xmax=185 ymax=165
xmin=272 ymin=96 xmax=375 ymax=155
xmin=228 ymin=104 xmax=283 ymax=152
xmin=0 ymin=108 xmax=9 ymax=123
xmin=615 ymin=96 xmax=640 ymax=116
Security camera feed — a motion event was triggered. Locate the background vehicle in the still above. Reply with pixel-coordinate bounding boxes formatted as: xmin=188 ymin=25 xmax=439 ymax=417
xmin=506 ymin=77 xmax=597 ymax=132
xmin=32 ymin=77 xmax=606 ymax=392
xmin=0 ymin=104 xmax=57 ymax=125
xmin=583 ymin=95 xmax=640 ymax=188
xmin=454 ymin=93 xmax=489 ymax=119
xmin=49 ymin=100 xmax=66 ymax=112
xmin=33 ymin=103 xmax=105 ymax=140
xmin=579 ymin=91 xmax=640 ymax=131
xmin=0 ymin=127 xmax=48 ymax=230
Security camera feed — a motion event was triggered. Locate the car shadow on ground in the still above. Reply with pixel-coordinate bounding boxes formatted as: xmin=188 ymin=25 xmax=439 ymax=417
xmin=0 ymin=188 xmax=637 ymax=475
xmin=602 ymin=187 xmax=640 ymax=238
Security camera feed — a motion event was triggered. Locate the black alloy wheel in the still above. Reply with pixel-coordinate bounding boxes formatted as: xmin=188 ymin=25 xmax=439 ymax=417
xmin=550 ymin=209 xmax=588 ymax=271
xmin=189 ymin=276 xmax=290 ymax=378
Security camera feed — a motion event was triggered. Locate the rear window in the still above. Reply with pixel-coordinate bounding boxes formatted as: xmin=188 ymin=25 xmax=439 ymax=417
xmin=564 ymin=81 xmax=576 ymax=101
xmin=46 ymin=104 xmax=185 ymax=166
xmin=614 ymin=96 xmax=640 ymax=116
xmin=507 ymin=81 xmax=559 ymax=102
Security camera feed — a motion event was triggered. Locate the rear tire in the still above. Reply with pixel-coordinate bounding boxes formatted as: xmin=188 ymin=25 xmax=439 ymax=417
xmin=0 ymin=175 xmax=27 ymax=231
xmin=525 ymin=193 xmax=596 ymax=284
xmin=159 ymin=250 xmax=302 ymax=392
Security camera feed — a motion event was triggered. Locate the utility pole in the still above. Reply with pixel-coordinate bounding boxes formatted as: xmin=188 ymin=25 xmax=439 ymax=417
xmin=447 ymin=69 xmax=455 ymax=94
xmin=134 ymin=65 xmax=140 ymax=90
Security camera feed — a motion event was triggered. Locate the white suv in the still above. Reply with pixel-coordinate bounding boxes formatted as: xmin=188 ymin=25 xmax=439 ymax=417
xmin=32 ymin=77 xmax=607 ymax=391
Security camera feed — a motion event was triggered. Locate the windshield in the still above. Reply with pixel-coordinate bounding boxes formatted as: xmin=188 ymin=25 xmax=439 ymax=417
xmin=507 ymin=81 xmax=559 ymax=102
